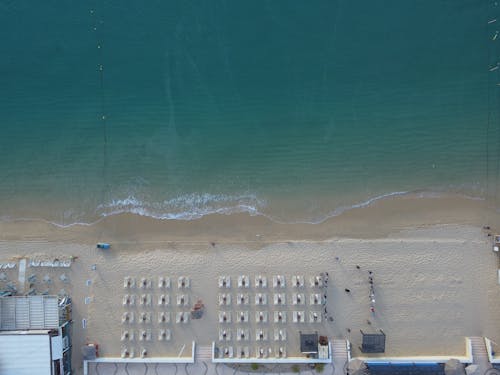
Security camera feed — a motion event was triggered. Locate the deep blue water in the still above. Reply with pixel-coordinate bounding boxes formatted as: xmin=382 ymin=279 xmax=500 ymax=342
xmin=0 ymin=1 xmax=499 ymax=224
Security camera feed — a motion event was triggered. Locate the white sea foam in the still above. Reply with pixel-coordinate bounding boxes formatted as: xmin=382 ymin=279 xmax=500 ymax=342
xmin=95 ymin=193 xmax=267 ymax=221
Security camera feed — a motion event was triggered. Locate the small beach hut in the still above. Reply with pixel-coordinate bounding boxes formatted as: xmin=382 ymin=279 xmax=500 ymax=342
xmin=360 ymin=330 xmax=386 ymax=353
xmin=300 ymin=332 xmax=318 ymax=354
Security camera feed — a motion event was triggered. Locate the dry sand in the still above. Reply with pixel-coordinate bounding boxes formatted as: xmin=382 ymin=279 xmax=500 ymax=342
xmin=0 ymin=194 xmax=499 ymax=375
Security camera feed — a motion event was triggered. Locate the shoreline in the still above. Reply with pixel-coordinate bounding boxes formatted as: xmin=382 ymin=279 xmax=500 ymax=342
xmin=0 ymin=193 xmax=498 ymax=247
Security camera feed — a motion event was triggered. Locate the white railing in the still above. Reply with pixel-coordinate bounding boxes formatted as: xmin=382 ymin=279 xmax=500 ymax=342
xmin=83 ymin=341 xmax=196 ymax=375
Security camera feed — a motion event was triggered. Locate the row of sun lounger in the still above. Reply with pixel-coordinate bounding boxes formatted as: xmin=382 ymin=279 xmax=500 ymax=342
xmin=219 ymin=275 xmax=324 ymax=289
xmin=121 ymin=347 xmax=149 ymax=359
xmin=121 ymin=329 xmax=171 ymax=342
xmin=219 ymin=328 xmax=287 ymax=342
xmin=122 ymin=293 xmax=190 ymax=307
xmin=218 ymin=346 xmax=287 ymax=359
xmin=218 ymin=310 xmax=322 ymax=324
xmin=0 ymin=262 xmax=16 ymax=269
xmin=217 ymin=292 xmax=324 ymax=306
xmin=121 ymin=311 xmax=190 ymax=324
xmin=123 ymin=276 xmax=190 ymax=289
xmin=29 ymin=259 xmax=71 ymax=268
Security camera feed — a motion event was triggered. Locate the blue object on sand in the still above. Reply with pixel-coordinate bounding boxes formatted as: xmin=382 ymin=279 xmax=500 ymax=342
xmin=96 ymin=243 xmax=110 ymax=249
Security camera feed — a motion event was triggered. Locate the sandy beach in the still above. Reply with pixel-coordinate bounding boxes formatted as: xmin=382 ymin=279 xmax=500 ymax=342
xmin=0 ymin=194 xmax=499 ymax=375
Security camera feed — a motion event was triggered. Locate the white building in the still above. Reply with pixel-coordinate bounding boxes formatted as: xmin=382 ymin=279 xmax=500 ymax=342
xmin=0 ymin=295 xmax=72 ymax=375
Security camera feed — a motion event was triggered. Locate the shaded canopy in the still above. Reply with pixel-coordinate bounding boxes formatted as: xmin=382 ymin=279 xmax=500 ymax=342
xmin=444 ymin=359 xmax=466 ymax=375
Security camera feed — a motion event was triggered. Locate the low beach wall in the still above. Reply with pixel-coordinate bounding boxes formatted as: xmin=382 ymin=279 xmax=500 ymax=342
xmin=355 ymin=338 xmax=472 ymax=365
xmin=83 ymin=341 xmax=195 ymax=375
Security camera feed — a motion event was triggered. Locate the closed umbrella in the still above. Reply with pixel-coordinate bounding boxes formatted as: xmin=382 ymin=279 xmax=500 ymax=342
xmin=445 ymin=359 xmax=466 ymax=375
xmin=348 ymin=359 xmax=369 ymax=375
xmin=465 ymin=364 xmax=480 ymax=375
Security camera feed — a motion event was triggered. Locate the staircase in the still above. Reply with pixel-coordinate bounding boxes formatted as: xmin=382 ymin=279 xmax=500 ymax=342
xmin=470 ymin=337 xmax=492 ymax=372
xmin=196 ymin=345 xmax=213 ymax=361
xmin=332 ymin=339 xmax=349 ymax=375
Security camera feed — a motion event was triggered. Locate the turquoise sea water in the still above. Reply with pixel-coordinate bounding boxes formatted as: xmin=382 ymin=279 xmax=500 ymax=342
xmin=0 ymin=1 xmax=499 ymax=224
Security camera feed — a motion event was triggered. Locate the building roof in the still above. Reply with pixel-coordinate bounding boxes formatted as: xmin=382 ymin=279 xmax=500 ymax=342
xmin=0 ymin=295 xmax=60 ymax=330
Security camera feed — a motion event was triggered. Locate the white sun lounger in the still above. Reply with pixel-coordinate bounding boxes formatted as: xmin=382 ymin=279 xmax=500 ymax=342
xmin=121 ymin=347 xmax=133 ymax=358
xmin=219 ymin=311 xmax=232 ymax=323
xmin=236 ymin=328 xmax=249 ymax=341
xmin=276 ymin=346 xmax=286 ymax=358
xmin=139 ymin=329 xmax=152 ymax=341
xmin=139 ymin=312 xmax=151 ymax=324
xmin=158 ymin=277 xmax=170 ymax=289
xmin=255 ymin=275 xmax=267 ymax=288
xmin=139 ymin=294 xmax=152 ymax=306
xmin=140 ymin=278 xmax=151 ymax=289
xmin=255 ymin=293 xmax=268 ymax=305
xmin=237 ymin=310 xmax=249 ymax=323
xmin=255 ymin=329 xmax=268 ymax=341
xmin=176 ymin=294 xmax=189 ymax=306
xmin=309 ymin=311 xmax=322 ymax=323
xmin=238 ymin=275 xmax=249 ymax=288
xmin=219 ymin=328 xmax=232 ymax=341
xmin=236 ymin=293 xmax=249 ymax=305
xmin=219 ymin=293 xmax=231 ymax=306
xmin=292 ymin=275 xmax=304 ymax=288
xmin=178 ymin=276 xmax=190 ymax=289
xmin=123 ymin=277 xmax=135 ymax=289
xmin=292 ymin=311 xmax=305 ymax=323
xmin=274 ymin=329 xmax=287 ymax=341
xmin=120 ymin=331 xmax=134 ymax=341
xmin=310 ymin=276 xmax=323 ymax=288
xmin=256 ymin=346 xmax=269 ymax=358
xmin=218 ymin=276 xmax=231 ymax=288
xmin=222 ymin=346 xmax=234 ymax=358
xmin=310 ymin=293 xmax=322 ymax=305
xmin=237 ymin=346 xmax=249 ymax=358
xmin=292 ymin=293 xmax=305 ymax=305
xmin=273 ymin=293 xmax=286 ymax=305
xmin=121 ymin=330 xmax=134 ymax=342
xmin=158 ymin=294 xmax=170 ymax=306
xmin=158 ymin=312 xmax=171 ymax=323
xmin=121 ymin=312 xmax=134 ymax=324
xmin=256 ymin=311 xmax=268 ymax=323
xmin=158 ymin=329 xmax=171 ymax=341
xmin=273 ymin=275 xmax=285 ymax=288
xmin=122 ymin=294 xmax=136 ymax=307
xmin=274 ymin=311 xmax=286 ymax=323
xmin=176 ymin=312 xmax=189 ymax=323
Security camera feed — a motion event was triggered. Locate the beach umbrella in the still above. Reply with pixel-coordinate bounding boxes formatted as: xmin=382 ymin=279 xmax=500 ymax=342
xmin=444 ymin=359 xmax=466 ymax=375
xmin=465 ymin=365 xmax=480 ymax=375
xmin=347 ymin=359 xmax=369 ymax=375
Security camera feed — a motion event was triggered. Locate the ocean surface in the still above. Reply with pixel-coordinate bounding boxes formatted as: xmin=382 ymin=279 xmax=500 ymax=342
xmin=0 ymin=1 xmax=499 ymax=225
